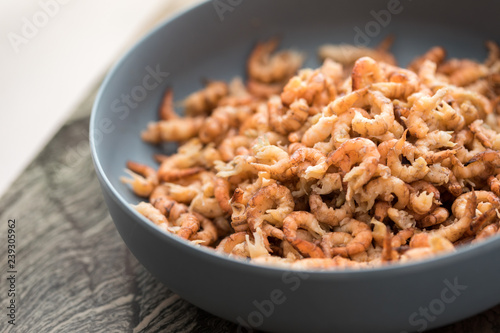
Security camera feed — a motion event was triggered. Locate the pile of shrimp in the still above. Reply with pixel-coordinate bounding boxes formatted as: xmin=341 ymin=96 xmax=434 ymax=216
xmin=122 ymin=37 xmax=500 ymax=270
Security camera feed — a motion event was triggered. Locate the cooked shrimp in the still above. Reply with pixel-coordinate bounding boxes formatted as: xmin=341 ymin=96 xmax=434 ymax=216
xmin=141 ymin=117 xmax=204 ymax=143
xmin=159 ymin=88 xmax=179 ymax=121
xmin=301 ymin=113 xmax=338 ymax=147
xmin=359 ymin=176 xmax=411 ymax=210
xmin=408 ymin=46 xmax=447 ymax=72
xmin=269 ymin=97 xmax=310 ymax=135
xmin=309 ymin=193 xmax=353 ymax=227
xmin=150 ymin=185 xmax=189 ymax=222
xmin=322 ymin=218 xmax=372 ymax=258
xmin=487 ymin=175 xmax=500 ymax=196
xmin=133 ymin=202 xmax=169 ymax=227
xmin=406 ymin=87 xmax=448 ymax=139
xmin=387 ymin=131 xmax=429 ymax=183
xmin=351 ymin=90 xmax=395 ymax=137
xmin=351 ymin=57 xmax=383 ymax=90
xmin=283 ymin=211 xmax=326 ymax=258
xmin=246 ymin=183 xmax=294 ymax=230
xmin=191 ymin=212 xmax=218 ymax=245
xmin=214 ymin=177 xmax=232 ymax=215
xmin=419 ymin=207 xmax=449 ymax=228
xmin=331 ymin=107 xmax=371 ymax=149
xmin=328 ymin=137 xmax=380 ymax=199
xmin=247 ymin=38 xmax=303 ymax=84
xmin=176 ymin=213 xmax=201 ymax=240
xmin=120 ymin=161 xmax=158 ymax=197
xmin=216 ymin=232 xmax=248 ymax=255
xmin=473 ymin=223 xmax=499 ymax=243
xmin=184 ymin=81 xmax=228 ymax=116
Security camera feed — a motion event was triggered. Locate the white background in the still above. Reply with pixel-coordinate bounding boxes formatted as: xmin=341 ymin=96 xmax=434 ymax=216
xmin=0 ymin=0 xmax=202 ymax=196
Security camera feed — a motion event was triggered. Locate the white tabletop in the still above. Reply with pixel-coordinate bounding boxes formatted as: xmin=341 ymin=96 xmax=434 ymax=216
xmin=0 ymin=0 xmax=202 ymax=196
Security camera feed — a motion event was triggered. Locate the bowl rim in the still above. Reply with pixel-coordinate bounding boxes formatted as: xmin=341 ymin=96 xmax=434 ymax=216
xmin=90 ymin=0 xmax=500 ymax=277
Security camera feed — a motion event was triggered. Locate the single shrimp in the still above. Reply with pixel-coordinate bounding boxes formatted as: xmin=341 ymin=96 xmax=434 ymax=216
xmin=359 ymin=176 xmax=411 ymax=210
xmin=309 ymin=192 xmax=353 ymax=227
xmin=290 ymin=147 xmax=327 ymax=180
xmin=283 ymin=211 xmax=326 ymax=258
xmin=322 ymin=218 xmax=372 ymax=258
xmin=406 ymin=87 xmax=448 ymax=139
xmin=191 ymin=212 xmax=218 ymax=246
xmin=419 ymin=207 xmax=449 ymax=228
xmin=408 ymin=46 xmax=447 ymax=72
xmin=487 ymin=175 xmax=500 ymax=197
xmin=331 ymin=107 xmax=371 ymax=149
xmin=214 ymin=177 xmax=232 ymax=215
xmin=351 ymin=57 xmax=383 ymax=90
xmin=246 ymin=183 xmax=294 ymax=230
xmin=328 ymin=137 xmax=380 ymax=199
xmin=159 ymin=88 xmax=179 ymax=121
xmin=133 ymin=202 xmax=169 ymax=227
xmin=184 ymin=81 xmax=228 ymax=116
xmin=473 ymin=224 xmax=499 ymax=243
xmin=176 ymin=213 xmax=201 ymax=240
xmin=301 ymin=113 xmax=338 ymax=147
xmin=141 ymin=117 xmax=205 ymax=143
xmin=158 ymin=155 xmax=205 ymax=182
xmin=387 ymin=131 xmax=429 ymax=183
xmin=374 ymin=201 xmax=391 ymax=222
xmin=269 ymin=96 xmax=310 ymax=135
xmin=408 ymin=181 xmax=440 ymax=215
xmin=350 ymin=90 xmax=395 ymax=137
xmin=121 ymin=161 xmax=158 ymax=197
xmin=216 ymin=232 xmax=248 ymax=255
xmin=247 ymin=38 xmax=304 ymax=84
xmin=150 ymin=185 xmax=189 ymax=222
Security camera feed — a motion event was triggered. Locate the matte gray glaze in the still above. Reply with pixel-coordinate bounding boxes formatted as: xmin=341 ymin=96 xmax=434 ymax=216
xmin=90 ymin=1 xmax=500 ymax=332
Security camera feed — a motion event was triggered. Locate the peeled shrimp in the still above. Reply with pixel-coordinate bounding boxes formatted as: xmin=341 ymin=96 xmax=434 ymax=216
xmin=246 ymin=183 xmax=294 ymax=230
xmin=321 ymin=218 xmax=372 ymax=258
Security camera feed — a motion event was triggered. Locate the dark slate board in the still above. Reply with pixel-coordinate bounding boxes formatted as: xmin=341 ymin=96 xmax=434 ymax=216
xmin=0 ymin=90 xmax=498 ymax=333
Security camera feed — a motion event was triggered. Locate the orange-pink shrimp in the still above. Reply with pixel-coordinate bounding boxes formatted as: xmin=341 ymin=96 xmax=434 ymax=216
xmin=121 ymin=161 xmax=158 ymax=197
xmin=246 ymin=183 xmax=294 ymax=231
xmin=283 ymin=211 xmax=326 ymax=258
xmin=321 ymin=218 xmax=372 ymax=258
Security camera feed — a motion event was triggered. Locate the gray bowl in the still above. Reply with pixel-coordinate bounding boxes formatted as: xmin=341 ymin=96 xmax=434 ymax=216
xmin=90 ymin=1 xmax=500 ymax=332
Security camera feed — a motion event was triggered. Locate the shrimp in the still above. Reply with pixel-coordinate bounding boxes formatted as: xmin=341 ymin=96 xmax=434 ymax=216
xmin=290 ymin=148 xmax=327 ymax=180
xmin=408 ymin=181 xmax=440 ymax=215
xmin=283 ymin=212 xmax=326 ymax=258
xmin=318 ymin=42 xmax=396 ymax=66
xmin=351 ymin=90 xmax=395 ymax=137
xmin=419 ymin=207 xmax=449 ymax=228
xmin=184 ymin=81 xmax=228 ymax=116
xmin=473 ymin=224 xmax=499 ymax=243
xmin=387 ymin=131 xmax=429 ymax=183
xmin=322 ymin=218 xmax=372 ymax=258
xmin=359 ymin=176 xmax=411 ymax=210
xmin=309 ymin=193 xmax=353 ymax=227
xmin=406 ymin=87 xmax=448 ymax=139
xmin=176 ymin=213 xmax=201 ymax=240
xmin=374 ymin=201 xmax=391 ymax=222
xmin=218 ymin=135 xmax=251 ymax=162
xmin=191 ymin=212 xmax=218 ymax=245
xmin=311 ymin=173 xmax=343 ymax=195
xmin=246 ymin=183 xmax=294 ymax=230
xmin=351 ymin=57 xmax=383 ymax=90
xmin=133 ymin=202 xmax=169 ymax=227
xmin=423 ymin=190 xmax=477 ymax=243
xmin=141 ymin=117 xmax=204 ymax=143
xmin=408 ymin=46 xmax=447 ymax=72
xmin=121 ymin=161 xmax=158 ymax=197
xmin=216 ymin=232 xmax=248 ymax=255
xmin=158 ymin=155 xmax=205 ymax=183
xmin=487 ymin=175 xmax=500 ymax=197
xmin=301 ymin=113 xmax=338 ymax=147
xmin=269 ymin=97 xmax=310 ymax=135
xmin=328 ymin=137 xmax=380 ymax=199
xmin=150 ymin=185 xmax=189 ymax=222
xmin=214 ymin=177 xmax=232 ymax=215
xmin=247 ymin=38 xmax=304 ymax=84
xmin=331 ymin=107 xmax=371 ymax=149
xmin=158 ymin=88 xmax=179 ymax=121
xmin=453 ymin=191 xmax=500 ymax=236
